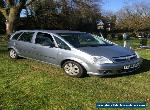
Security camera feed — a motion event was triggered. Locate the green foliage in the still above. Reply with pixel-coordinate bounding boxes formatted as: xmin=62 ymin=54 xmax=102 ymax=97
xmin=128 ymin=32 xmax=137 ymax=38
xmin=115 ymin=34 xmax=123 ymax=40
xmin=0 ymin=0 xmax=102 ymax=33
xmin=0 ymin=12 xmax=5 ymax=34
xmin=17 ymin=0 xmax=101 ymax=32
xmin=0 ymin=0 xmax=5 ymax=7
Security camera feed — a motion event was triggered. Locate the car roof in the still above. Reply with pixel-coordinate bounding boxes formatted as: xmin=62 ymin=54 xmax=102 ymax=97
xmin=15 ymin=30 xmax=86 ymax=34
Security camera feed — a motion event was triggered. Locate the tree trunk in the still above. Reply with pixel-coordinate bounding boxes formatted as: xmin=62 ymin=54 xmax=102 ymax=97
xmin=6 ymin=8 xmax=17 ymax=36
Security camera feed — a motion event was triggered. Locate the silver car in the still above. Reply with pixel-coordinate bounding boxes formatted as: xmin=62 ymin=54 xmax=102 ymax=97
xmin=8 ymin=30 xmax=141 ymax=77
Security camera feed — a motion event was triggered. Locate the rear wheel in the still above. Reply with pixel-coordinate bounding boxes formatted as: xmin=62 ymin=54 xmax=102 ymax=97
xmin=62 ymin=61 xmax=85 ymax=78
xmin=9 ymin=49 xmax=18 ymax=59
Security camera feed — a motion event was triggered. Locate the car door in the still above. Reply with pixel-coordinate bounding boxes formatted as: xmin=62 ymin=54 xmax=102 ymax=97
xmin=31 ymin=32 xmax=59 ymax=65
xmin=16 ymin=32 xmax=35 ymax=57
xmin=52 ymin=35 xmax=72 ymax=65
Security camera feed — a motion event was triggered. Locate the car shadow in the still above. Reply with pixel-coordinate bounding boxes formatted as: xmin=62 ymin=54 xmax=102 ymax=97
xmin=0 ymin=48 xmax=8 ymax=54
xmin=101 ymin=58 xmax=150 ymax=78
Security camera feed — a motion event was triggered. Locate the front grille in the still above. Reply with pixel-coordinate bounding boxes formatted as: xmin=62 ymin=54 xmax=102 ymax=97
xmin=113 ymin=55 xmax=137 ymax=63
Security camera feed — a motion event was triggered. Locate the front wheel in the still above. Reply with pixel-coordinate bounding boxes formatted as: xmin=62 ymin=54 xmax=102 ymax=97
xmin=62 ymin=61 xmax=85 ymax=78
xmin=9 ymin=49 xmax=18 ymax=59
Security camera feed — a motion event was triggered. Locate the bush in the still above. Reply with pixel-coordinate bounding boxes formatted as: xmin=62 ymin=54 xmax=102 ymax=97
xmin=117 ymin=33 xmax=123 ymax=40
xmin=128 ymin=32 xmax=137 ymax=38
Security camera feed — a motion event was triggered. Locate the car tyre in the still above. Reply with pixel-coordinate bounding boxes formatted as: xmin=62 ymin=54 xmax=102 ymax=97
xmin=9 ymin=49 xmax=18 ymax=59
xmin=62 ymin=61 xmax=85 ymax=78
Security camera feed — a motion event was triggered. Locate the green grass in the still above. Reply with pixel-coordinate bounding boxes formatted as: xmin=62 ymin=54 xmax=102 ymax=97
xmin=0 ymin=40 xmax=150 ymax=110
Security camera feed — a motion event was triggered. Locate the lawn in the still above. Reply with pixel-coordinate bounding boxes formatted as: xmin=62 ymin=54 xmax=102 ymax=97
xmin=0 ymin=40 xmax=150 ymax=110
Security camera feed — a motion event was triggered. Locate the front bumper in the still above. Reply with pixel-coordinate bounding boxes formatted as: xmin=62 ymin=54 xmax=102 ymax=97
xmin=87 ymin=58 xmax=142 ymax=76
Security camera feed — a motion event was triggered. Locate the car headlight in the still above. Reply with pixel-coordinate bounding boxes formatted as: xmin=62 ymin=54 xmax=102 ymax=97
xmin=135 ymin=51 xmax=140 ymax=58
xmin=93 ymin=56 xmax=113 ymax=64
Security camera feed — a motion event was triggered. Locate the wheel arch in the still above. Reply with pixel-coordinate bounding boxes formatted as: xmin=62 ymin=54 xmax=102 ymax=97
xmin=8 ymin=47 xmax=19 ymax=55
xmin=60 ymin=58 xmax=89 ymax=72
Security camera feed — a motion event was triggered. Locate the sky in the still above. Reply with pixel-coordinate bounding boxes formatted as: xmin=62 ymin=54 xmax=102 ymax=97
xmin=102 ymin=0 xmax=150 ymax=12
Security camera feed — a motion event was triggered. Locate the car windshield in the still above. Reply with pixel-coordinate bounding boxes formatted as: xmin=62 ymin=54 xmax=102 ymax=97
xmin=57 ymin=33 xmax=113 ymax=48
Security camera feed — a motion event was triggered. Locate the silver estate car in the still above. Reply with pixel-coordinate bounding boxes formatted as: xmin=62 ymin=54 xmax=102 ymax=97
xmin=8 ymin=30 xmax=141 ymax=77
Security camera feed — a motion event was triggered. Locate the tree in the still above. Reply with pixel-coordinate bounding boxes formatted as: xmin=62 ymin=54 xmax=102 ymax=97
xmin=0 ymin=12 xmax=5 ymax=34
xmin=101 ymin=11 xmax=117 ymax=31
xmin=116 ymin=1 xmax=150 ymax=32
xmin=30 ymin=0 xmax=102 ymax=32
xmin=0 ymin=0 xmax=35 ymax=36
xmin=0 ymin=0 xmax=102 ymax=34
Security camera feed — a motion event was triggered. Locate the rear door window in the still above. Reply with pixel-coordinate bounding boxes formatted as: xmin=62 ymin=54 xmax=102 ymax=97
xmin=35 ymin=32 xmax=55 ymax=47
xmin=18 ymin=32 xmax=34 ymax=42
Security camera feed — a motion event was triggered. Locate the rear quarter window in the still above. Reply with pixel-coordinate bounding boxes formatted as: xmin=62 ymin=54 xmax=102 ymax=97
xmin=11 ymin=32 xmax=23 ymax=40
xmin=18 ymin=32 xmax=34 ymax=42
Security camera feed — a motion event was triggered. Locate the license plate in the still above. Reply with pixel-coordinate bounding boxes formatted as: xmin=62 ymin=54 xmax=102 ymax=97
xmin=124 ymin=63 xmax=140 ymax=70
